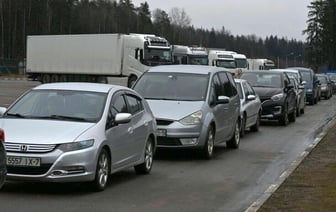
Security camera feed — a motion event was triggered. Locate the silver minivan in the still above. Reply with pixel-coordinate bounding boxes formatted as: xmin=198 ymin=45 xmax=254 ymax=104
xmin=133 ymin=65 xmax=241 ymax=159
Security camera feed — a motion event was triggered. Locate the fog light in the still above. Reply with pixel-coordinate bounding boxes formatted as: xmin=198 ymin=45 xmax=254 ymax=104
xmin=180 ymin=138 xmax=198 ymax=145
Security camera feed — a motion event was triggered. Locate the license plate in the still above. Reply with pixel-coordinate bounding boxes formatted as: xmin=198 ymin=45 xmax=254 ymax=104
xmin=6 ymin=156 xmax=41 ymax=167
xmin=157 ymin=129 xmax=167 ymax=137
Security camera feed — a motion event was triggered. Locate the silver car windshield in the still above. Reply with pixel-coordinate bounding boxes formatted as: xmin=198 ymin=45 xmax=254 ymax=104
xmin=4 ymin=90 xmax=107 ymax=122
xmin=134 ymin=72 xmax=209 ymax=101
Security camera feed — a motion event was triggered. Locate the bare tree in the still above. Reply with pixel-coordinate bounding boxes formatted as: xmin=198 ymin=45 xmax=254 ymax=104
xmin=169 ymin=7 xmax=191 ymax=28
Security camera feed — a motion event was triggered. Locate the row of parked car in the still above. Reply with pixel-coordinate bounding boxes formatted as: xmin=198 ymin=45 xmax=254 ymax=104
xmin=0 ymin=65 xmax=334 ymax=191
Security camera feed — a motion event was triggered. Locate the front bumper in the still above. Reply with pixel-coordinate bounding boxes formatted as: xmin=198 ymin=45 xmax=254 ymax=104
xmin=6 ymin=147 xmax=97 ymax=182
xmin=156 ymin=121 xmax=206 ymax=148
xmin=260 ymin=100 xmax=284 ymax=120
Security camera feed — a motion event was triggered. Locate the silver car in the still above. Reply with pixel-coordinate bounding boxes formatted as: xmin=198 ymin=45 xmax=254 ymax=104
xmin=0 ymin=83 xmax=157 ymax=191
xmin=0 ymin=128 xmax=6 ymax=189
xmin=133 ymin=65 xmax=241 ymax=159
xmin=234 ymin=79 xmax=262 ymax=137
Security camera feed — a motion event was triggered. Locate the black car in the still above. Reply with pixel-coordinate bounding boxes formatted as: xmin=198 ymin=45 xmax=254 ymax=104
xmin=289 ymin=67 xmax=321 ymax=105
xmin=241 ymin=70 xmax=297 ymax=126
xmin=0 ymin=128 xmax=6 ymax=189
xmin=316 ymin=74 xmax=333 ymax=99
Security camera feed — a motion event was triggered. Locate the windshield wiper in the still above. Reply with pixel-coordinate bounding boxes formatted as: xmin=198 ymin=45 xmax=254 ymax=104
xmin=38 ymin=115 xmax=91 ymax=122
xmin=5 ymin=113 xmax=26 ymax=118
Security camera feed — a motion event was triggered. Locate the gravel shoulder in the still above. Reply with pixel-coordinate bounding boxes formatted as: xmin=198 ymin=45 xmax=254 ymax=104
xmin=258 ymin=120 xmax=336 ymax=211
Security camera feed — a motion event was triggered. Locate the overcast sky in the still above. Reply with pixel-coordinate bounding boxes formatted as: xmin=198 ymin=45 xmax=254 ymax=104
xmin=132 ymin=0 xmax=312 ymax=41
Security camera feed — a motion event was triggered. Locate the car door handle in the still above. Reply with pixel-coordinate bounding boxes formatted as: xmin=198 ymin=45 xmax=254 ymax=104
xmin=128 ymin=127 xmax=133 ymax=134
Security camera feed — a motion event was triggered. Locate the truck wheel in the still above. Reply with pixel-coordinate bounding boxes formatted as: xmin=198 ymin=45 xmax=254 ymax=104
xmin=42 ymin=74 xmax=50 ymax=84
xmin=50 ymin=74 xmax=59 ymax=82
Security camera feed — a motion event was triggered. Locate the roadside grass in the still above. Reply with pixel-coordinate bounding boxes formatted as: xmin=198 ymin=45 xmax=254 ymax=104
xmin=258 ymin=122 xmax=336 ymax=211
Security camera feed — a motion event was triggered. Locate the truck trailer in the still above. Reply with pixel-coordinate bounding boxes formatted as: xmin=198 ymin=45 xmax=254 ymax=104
xmin=26 ymin=33 xmax=172 ymax=87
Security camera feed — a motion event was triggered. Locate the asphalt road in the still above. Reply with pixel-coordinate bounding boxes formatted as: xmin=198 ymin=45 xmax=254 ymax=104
xmin=0 ymin=80 xmax=335 ymax=212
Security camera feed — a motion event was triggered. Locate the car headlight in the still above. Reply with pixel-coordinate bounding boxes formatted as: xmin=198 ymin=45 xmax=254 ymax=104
xmin=321 ymin=85 xmax=327 ymax=90
xmin=179 ymin=111 xmax=202 ymax=125
xmin=271 ymin=93 xmax=284 ymax=101
xmin=307 ymin=89 xmax=312 ymax=92
xmin=58 ymin=139 xmax=94 ymax=152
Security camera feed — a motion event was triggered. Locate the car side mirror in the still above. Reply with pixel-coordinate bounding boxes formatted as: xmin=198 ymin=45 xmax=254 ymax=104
xmin=217 ymin=96 xmax=230 ymax=104
xmin=246 ymin=95 xmax=256 ymax=101
xmin=0 ymin=107 xmax=6 ymax=116
xmin=115 ymin=113 xmax=132 ymax=124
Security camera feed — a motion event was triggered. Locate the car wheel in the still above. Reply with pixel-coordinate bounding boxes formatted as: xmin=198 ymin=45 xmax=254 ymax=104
xmin=289 ymin=106 xmax=296 ymax=122
xmin=226 ymin=121 xmax=240 ymax=149
xmin=134 ymin=138 xmax=154 ymax=174
xmin=279 ymin=106 xmax=289 ymax=126
xmin=201 ymin=126 xmax=215 ymax=159
xmin=91 ymin=148 xmax=110 ymax=192
xmin=240 ymin=114 xmax=246 ymax=137
xmin=250 ymin=111 xmax=260 ymax=132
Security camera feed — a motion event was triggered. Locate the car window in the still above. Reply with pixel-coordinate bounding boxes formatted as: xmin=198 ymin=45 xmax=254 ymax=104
xmin=125 ymin=94 xmax=143 ymax=115
xmin=111 ymin=94 xmax=128 ymax=117
xmin=213 ymin=74 xmax=224 ymax=97
xmin=235 ymin=82 xmax=243 ymax=99
xmin=219 ymin=72 xmax=234 ymax=97
xmin=133 ymin=72 xmax=209 ymax=101
xmin=245 ymin=82 xmax=255 ymax=96
xmin=243 ymin=82 xmax=249 ymax=96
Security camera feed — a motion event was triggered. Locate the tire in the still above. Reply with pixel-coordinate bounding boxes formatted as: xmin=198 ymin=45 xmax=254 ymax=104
xmin=250 ymin=111 xmax=260 ymax=132
xmin=128 ymin=75 xmax=138 ymax=88
xmin=240 ymin=114 xmax=246 ymax=137
xmin=134 ymin=138 xmax=154 ymax=174
xmin=50 ymin=74 xmax=59 ymax=82
xmin=90 ymin=148 xmax=110 ymax=192
xmin=226 ymin=121 xmax=240 ymax=149
xmin=279 ymin=106 xmax=289 ymax=126
xmin=42 ymin=74 xmax=50 ymax=84
xmin=201 ymin=126 xmax=215 ymax=159
xmin=288 ymin=105 xmax=296 ymax=122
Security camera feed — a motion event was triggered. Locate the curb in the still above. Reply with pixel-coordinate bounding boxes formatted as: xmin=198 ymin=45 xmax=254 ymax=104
xmin=245 ymin=117 xmax=336 ymax=212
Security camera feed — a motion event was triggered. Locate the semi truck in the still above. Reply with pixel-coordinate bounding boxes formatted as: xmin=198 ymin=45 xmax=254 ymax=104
xmin=247 ymin=58 xmax=275 ymax=70
xmin=26 ymin=33 xmax=172 ymax=87
xmin=172 ymin=45 xmax=208 ymax=65
xmin=208 ymin=50 xmax=237 ymax=74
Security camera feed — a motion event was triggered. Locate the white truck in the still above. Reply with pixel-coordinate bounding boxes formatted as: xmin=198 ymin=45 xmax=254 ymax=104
xmin=232 ymin=53 xmax=248 ymax=72
xmin=208 ymin=50 xmax=237 ymax=74
xmin=247 ymin=58 xmax=275 ymax=70
xmin=172 ymin=45 xmax=208 ymax=65
xmin=26 ymin=33 xmax=172 ymax=87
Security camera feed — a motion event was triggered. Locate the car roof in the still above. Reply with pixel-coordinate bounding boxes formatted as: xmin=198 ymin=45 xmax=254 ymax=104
xmin=146 ymin=64 xmax=228 ymax=75
xmin=33 ymin=82 xmax=129 ymax=93
xmin=241 ymin=70 xmax=283 ymax=75
xmin=288 ymin=67 xmax=313 ymax=72
xmin=272 ymin=68 xmax=299 ymax=74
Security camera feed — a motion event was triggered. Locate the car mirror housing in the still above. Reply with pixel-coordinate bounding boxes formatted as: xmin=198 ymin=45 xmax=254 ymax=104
xmin=246 ymin=95 xmax=256 ymax=101
xmin=0 ymin=107 xmax=6 ymax=117
xmin=115 ymin=113 xmax=132 ymax=124
xmin=217 ymin=96 xmax=230 ymax=104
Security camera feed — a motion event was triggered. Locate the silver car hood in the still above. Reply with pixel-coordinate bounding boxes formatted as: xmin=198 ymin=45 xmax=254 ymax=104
xmin=0 ymin=119 xmax=95 ymax=144
xmin=146 ymin=100 xmax=204 ymax=120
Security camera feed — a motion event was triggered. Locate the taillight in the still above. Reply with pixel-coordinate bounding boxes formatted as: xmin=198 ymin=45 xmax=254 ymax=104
xmin=0 ymin=129 xmax=4 ymax=142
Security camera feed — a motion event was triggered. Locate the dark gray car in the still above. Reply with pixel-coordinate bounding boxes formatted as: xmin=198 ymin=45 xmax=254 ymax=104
xmin=133 ymin=65 xmax=241 ymax=159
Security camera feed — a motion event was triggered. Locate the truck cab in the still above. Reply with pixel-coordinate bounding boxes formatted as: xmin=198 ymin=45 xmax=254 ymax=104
xmin=208 ymin=50 xmax=237 ymax=74
xmin=172 ymin=45 xmax=208 ymax=65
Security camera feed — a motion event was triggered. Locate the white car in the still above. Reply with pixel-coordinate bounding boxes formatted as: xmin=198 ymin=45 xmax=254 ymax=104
xmin=0 ymin=128 xmax=6 ymax=189
xmin=234 ymin=79 xmax=262 ymax=136
xmin=0 ymin=83 xmax=157 ymax=191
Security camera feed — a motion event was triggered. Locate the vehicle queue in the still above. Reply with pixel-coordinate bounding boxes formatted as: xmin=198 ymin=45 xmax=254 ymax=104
xmin=0 ymin=46 xmax=334 ymax=191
